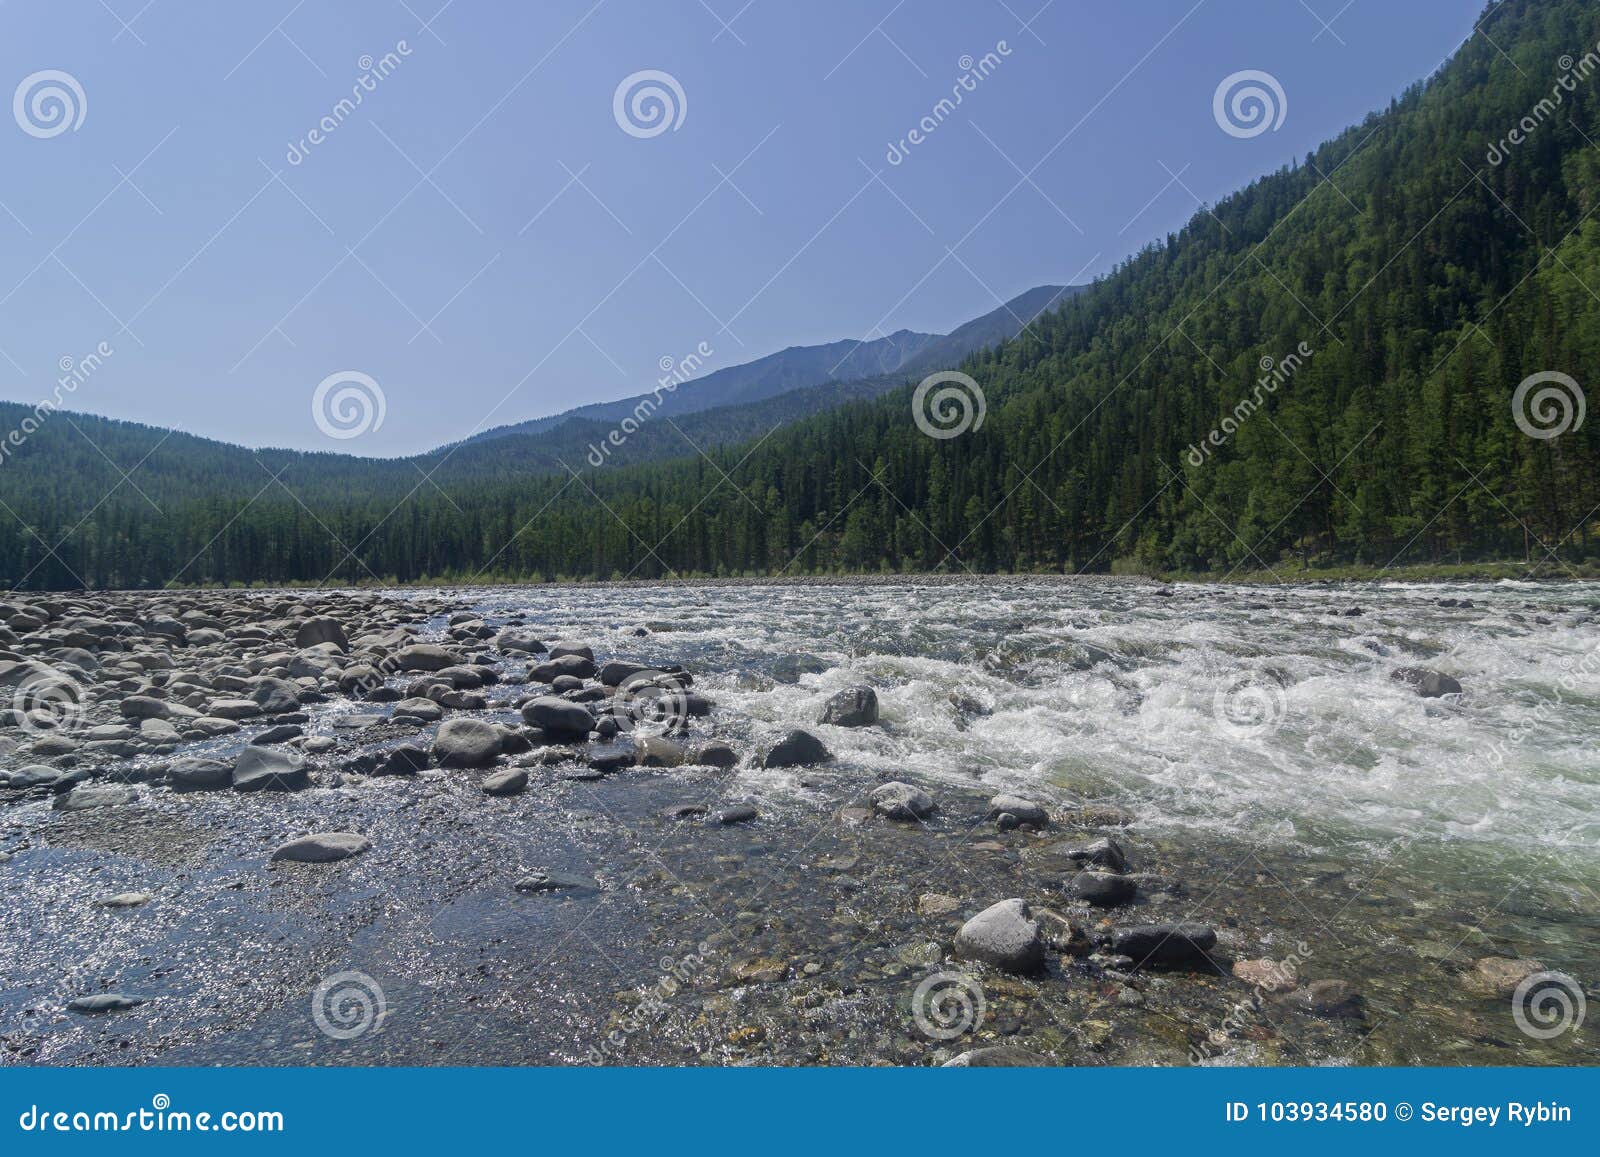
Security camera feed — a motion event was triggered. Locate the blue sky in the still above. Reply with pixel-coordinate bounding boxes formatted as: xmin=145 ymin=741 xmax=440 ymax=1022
xmin=0 ymin=0 xmax=1486 ymax=456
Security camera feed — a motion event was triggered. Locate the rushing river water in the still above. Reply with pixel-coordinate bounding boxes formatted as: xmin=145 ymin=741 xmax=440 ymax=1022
xmin=3 ymin=577 xmax=1597 ymax=1066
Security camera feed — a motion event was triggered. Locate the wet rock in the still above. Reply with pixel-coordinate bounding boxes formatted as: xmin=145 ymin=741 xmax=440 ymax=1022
xmin=530 ymin=654 xmax=597 ymax=682
xmin=821 ymin=685 xmax=879 ymax=727
xmin=1283 ymin=978 xmax=1364 ymax=1018
xmin=917 ymin=892 xmax=961 ymax=917
xmin=3 ymin=764 xmax=86 ymax=791
xmin=869 ymin=781 xmax=936 ymax=822
xmin=250 ymin=723 xmax=304 ymax=745
xmin=587 ymin=740 xmax=638 ymax=773
xmin=1035 ymin=907 xmax=1091 ymax=956
xmin=1062 ymin=804 xmax=1135 ymax=827
xmin=1390 ymin=666 xmax=1462 ymax=698
xmin=773 ymin=653 xmax=827 ymax=684
xmin=1233 ymin=958 xmax=1299 ymax=993
xmin=1065 ymin=870 xmax=1137 ymax=907
xmin=521 ymin=696 xmax=594 ymax=736
xmin=54 ymin=785 xmax=138 ymax=811
xmin=67 ymin=994 xmax=146 ymax=1014
xmin=167 ymin=756 xmax=232 ymax=791
xmin=250 ymin=677 xmax=302 ymax=715
xmin=1465 ymin=955 xmax=1544 ymax=998
xmin=692 ymin=740 xmax=739 ymax=768
xmin=942 ymin=1046 xmax=1050 ymax=1066
xmin=633 ymin=735 xmax=684 ymax=767
xmin=431 ymin=717 xmax=504 ymax=768
xmin=988 ymin=792 xmax=1048 ymax=826
xmin=208 ymin=699 xmax=261 ymax=720
xmin=598 ymin=659 xmax=649 ymax=687
xmin=730 ymin=957 xmax=787 ymax=983
xmin=514 ymin=870 xmax=599 ymax=894
xmin=482 ymin=768 xmax=529 ymax=797
xmin=391 ymin=697 xmax=444 ymax=723
xmin=393 ymin=644 xmax=458 ymax=672
xmin=954 ymin=898 xmax=1045 ymax=974
xmin=663 ymin=803 xmax=710 ymax=820
xmin=270 ymin=832 xmax=371 ymax=864
xmin=1112 ymin=923 xmax=1218 ymax=969
xmin=762 ymin=729 xmax=831 ymax=768
xmin=1061 ymin=837 xmax=1130 ymax=873
xmin=494 ymin=630 xmax=545 ymax=654
xmin=377 ymin=743 xmax=430 ymax=776
xmin=231 ymin=746 xmax=310 ymax=792
xmin=711 ymin=803 xmax=758 ymax=825
xmin=119 ymin=695 xmax=171 ymax=720
xmin=294 ymin=617 xmax=348 ymax=651
xmin=96 ymin=891 xmax=153 ymax=908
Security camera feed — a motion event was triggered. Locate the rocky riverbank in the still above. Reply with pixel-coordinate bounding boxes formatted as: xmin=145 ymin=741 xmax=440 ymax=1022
xmin=0 ymin=586 xmax=1593 ymax=1066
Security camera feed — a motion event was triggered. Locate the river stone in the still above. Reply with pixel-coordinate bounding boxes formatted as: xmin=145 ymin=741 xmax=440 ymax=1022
xmin=635 ymin=736 xmax=685 ymax=767
xmin=232 ymin=746 xmax=309 ymax=792
xmin=482 ymin=767 xmax=529 ymax=797
xmin=1065 ymin=870 xmax=1137 ymax=907
xmin=954 ymin=898 xmax=1045 ymax=974
xmin=1113 ymin=923 xmax=1218 ymax=969
xmin=692 ymin=740 xmax=739 ymax=768
xmin=711 ymin=803 xmax=758 ymax=825
xmin=391 ymin=696 xmax=444 ymax=723
xmin=377 ymin=743 xmax=430 ymax=776
xmin=917 ymin=892 xmax=961 ymax=917
xmin=1234 ymin=958 xmax=1299 ymax=993
xmin=821 ymin=685 xmax=879 ymax=727
xmin=119 ymin=695 xmax=171 ymax=720
xmin=251 ymin=723 xmax=303 ymax=745
xmin=514 ymin=870 xmax=599 ymax=894
xmin=1283 ymin=978 xmax=1365 ymax=1018
xmin=394 ymin=644 xmax=458 ymax=672
xmin=1060 ymin=836 xmax=1129 ymax=873
xmin=1390 ymin=666 xmax=1463 ymax=697
xmin=773 ymin=653 xmax=827 ymax=684
xmin=869 ymin=781 xmax=936 ymax=822
xmin=432 ymin=717 xmax=503 ymax=768
xmin=494 ymin=630 xmax=545 ymax=654
xmin=167 ymin=756 xmax=232 ymax=791
xmin=761 ymin=729 xmax=831 ymax=768
xmin=2 ymin=764 xmax=83 ymax=790
xmin=1464 ymin=955 xmax=1544 ymax=998
xmin=208 ymin=699 xmax=261 ymax=720
xmin=53 ymin=785 xmax=138 ymax=811
xmin=529 ymin=654 xmax=597 ymax=682
xmin=520 ymin=696 xmax=593 ymax=736
xmin=66 ymin=994 xmax=146 ymax=1014
xmin=598 ymin=659 xmax=648 ymax=687
xmin=942 ymin=1046 xmax=1050 ymax=1067
xmin=294 ymin=616 xmax=348 ymax=651
xmin=250 ymin=677 xmax=302 ymax=715
xmin=97 ymin=891 xmax=153 ymax=908
xmin=270 ymin=832 xmax=371 ymax=863
xmin=988 ymin=792 xmax=1048 ymax=826
xmin=548 ymin=641 xmax=594 ymax=662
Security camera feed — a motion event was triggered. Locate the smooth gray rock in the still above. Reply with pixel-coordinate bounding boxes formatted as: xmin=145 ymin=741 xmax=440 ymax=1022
xmin=67 ymin=993 xmax=146 ymax=1014
xmin=394 ymin=644 xmax=459 ymax=672
xmin=53 ymin=785 xmax=137 ymax=811
xmin=529 ymin=654 xmax=597 ymax=682
xmin=270 ymin=831 xmax=371 ymax=863
xmin=249 ymin=677 xmax=302 ymax=715
xmin=232 ymin=746 xmax=309 ymax=792
xmin=988 ymin=792 xmax=1048 ymax=826
xmin=167 ymin=756 xmax=232 ymax=791
xmin=514 ymin=870 xmax=600 ymax=894
xmin=520 ymin=696 xmax=593 ymax=736
xmin=391 ymin=696 xmax=444 ymax=723
xmin=431 ymin=717 xmax=503 ymax=768
xmin=955 ymin=899 xmax=1046 ymax=974
xmin=1390 ymin=667 xmax=1462 ymax=698
xmin=692 ymin=740 xmax=739 ymax=768
xmin=761 ymin=729 xmax=831 ymax=768
xmin=482 ymin=767 xmax=529 ymax=796
xmin=376 ymin=743 xmax=430 ymax=776
xmin=294 ymin=617 xmax=348 ymax=651
xmin=1065 ymin=870 xmax=1137 ymax=907
xmin=869 ymin=781 xmax=936 ymax=821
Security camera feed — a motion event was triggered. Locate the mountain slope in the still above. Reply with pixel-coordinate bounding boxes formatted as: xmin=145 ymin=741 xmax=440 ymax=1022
xmin=1 ymin=0 xmax=1596 ymax=588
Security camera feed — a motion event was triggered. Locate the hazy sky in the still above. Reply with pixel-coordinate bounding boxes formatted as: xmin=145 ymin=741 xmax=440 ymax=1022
xmin=0 ymin=0 xmax=1485 ymax=455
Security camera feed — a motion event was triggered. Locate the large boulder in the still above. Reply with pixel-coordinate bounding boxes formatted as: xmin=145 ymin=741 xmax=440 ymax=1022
xmin=431 ymin=717 xmax=503 ymax=768
xmin=954 ymin=898 xmax=1046 ymax=974
xmin=520 ymin=696 xmax=593 ymax=737
xmin=1390 ymin=667 xmax=1462 ymax=698
xmin=294 ymin=617 xmax=349 ymax=652
xmin=232 ymin=746 xmax=310 ymax=792
xmin=761 ymin=729 xmax=832 ymax=768
xmin=821 ymin=685 xmax=879 ymax=727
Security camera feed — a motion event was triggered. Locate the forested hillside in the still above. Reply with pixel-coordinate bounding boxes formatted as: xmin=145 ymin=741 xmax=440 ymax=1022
xmin=1 ymin=0 xmax=1596 ymax=588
